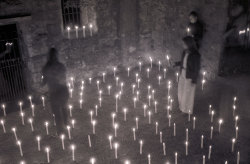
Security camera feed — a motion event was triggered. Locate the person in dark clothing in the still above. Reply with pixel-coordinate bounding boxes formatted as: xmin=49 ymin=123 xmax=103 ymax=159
xmin=187 ymin=11 xmax=204 ymax=48
xmin=175 ymin=36 xmax=201 ymax=114
xmin=41 ymin=48 xmax=69 ymax=136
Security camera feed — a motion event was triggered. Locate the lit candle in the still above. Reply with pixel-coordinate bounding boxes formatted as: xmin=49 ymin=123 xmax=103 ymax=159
xmin=202 ymin=79 xmax=206 ymax=90
xmin=233 ymin=105 xmax=236 ymax=116
xmin=158 ymin=76 xmax=162 ymax=85
xmin=36 ymin=136 xmax=41 ymax=151
xmin=90 ymin=110 xmax=93 ymax=122
xmin=168 ymin=115 xmax=171 ymax=127
xmin=123 ymin=108 xmax=127 ymax=121
xmin=88 ymin=135 xmax=92 ymax=148
xmin=137 ymin=79 xmax=141 ymax=88
xmin=185 ymin=141 xmax=188 ymax=156
xmin=163 ymin=142 xmax=166 ymax=156
xmin=186 ymin=128 xmax=189 ymax=141
xmin=82 ymin=26 xmax=86 ymax=38
xmin=19 ymin=101 xmax=23 ymax=112
xmin=71 ymin=144 xmax=75 ymax=161
xmin=114 ymin=123 xmax=118 ymax=137
xmin=218 ymin=119 xmax=223 ymax=133
xmin=112 ymin=113 xmax=116 ymax=126
xmin=28 ymin=95 xmax=33 ymax=106
xmin=149 ymin=57 xmax=153 ymax=68
xmin=235 ymin=116 xmax=239 ymax=127
xmin=92 ymin=120 xmax=96 ymax=134
xmin=90 ymin=158 xmax=96 ymax=164
xmin=148 ymin=111 xmax=152 ymax=124
xmin=20 ymin=112 xmax=25 ymax=125
xmin=233 ymin=96 xmax=237 ymax=106
xmin=148 ymin=154 xmax=151 ymax=164
xmin=160 ymin=131 xmax=162 ymax=143
xmin=203 ymin=155 xmax=205 ymax=164
xmin=67 ymin=26 xmax=71 ymax=39
xmin=193 ymin=117 xmax=196 ymax=130
xmin=12 ymin=127 xmax=18 ymax=140
xmin=124 ymin=160 xmax=130 ymax=164
xmin=17 ymin=140 xmax=23 ymax=156
xmin=152 ymin=90 xmax=155 ymax=100
xmin=31 ymin=104 xmax=35 ymax=117
xmin=188 ymin=110 xmax=191 ymax=122
xmin=174 ymin=123 xmax=176 ymax=136
xmin=232 ymin=138 xmax=236 ymax=152
xmin=175 ymin=152 xmax=178 ymax=164
xmin=127 ymin=67 xmax=130 ymax=77
xmin=147 ymin=68 xmax=150 ymax=78
xmin=132 ymin=128 xmax=136 ymax=141
xmin=108 ymin=85 xmax=112 ymax=95
xmin=236 ymin=126 xmax=239 ymax=139
xmin=89 ymin=23 xmax=93 ymax=36
xmin=133 ymin=97 xmax=137 ymax=108
xmin=108 ymin=135 xmax=113 ymax=149
xmin=60 ymin=134 xmax=65 ymax=150
xmin=135 ymin=73 xmax=139 ymax=82
xmin=136 ymin=91 xmax=140 ymax=100
xmin=80 ymin=99 xmax=83 ymax=109
xmin=201 ymin=135 xmax=204 ymax=149
xmin=237 ymin=151 xmax=240 ymax=164
xmin=75 ymin=26 xmax=79 ymax=38
xmin=154 ymin=101 xmax=158 ymax=113
xmin=0 ymin=119 xmax=6 ymax=133
xmin=41 ymin=96 xmax=45 ymax=108
xmin=45 ymin=147 xmax=50 ymax=163
xmin=28 ymin=118 xmax=34 ymax=132
xmin=71 ymin=119 xmax=75 ymax=128
xmin=99 ymin=97 xmax=102 ymax=107
xmin=166 ymin=55 xmax=170 ymax=66
xmin=155 ymin=122 xmax=158 ymax=134
xmin=139 ymin=140 xmax=143 ymax=154
xmin=115 ymin=94 xmax=119 ymax=112
xmin=113 ymin=67 xmax=117 ymax=77
xmin=67 ymin=125 xmax=71 ymax=139
xmin=158 ymin=61 xmax=161 ymax=71
xmin=89 ymin=78 xmax=92 ymax=84
xmin=45 ymin=121 xmax=49 ymax=135
xmin=209 ymin=105 xmax=212 ymax=114
xmin=167 ymin=81 xmax=171 ymax=97
xmin=139 ymin=62 xmax=142 ymax=71
xmin=114 ymin=142 xmax=119 ymax=159
xmin=176 ymin=72 xmax=179 ymax=82
xmin=164 ymin=68 xmax=167 ymax=79
xmin=148 ymin=95 xmax=151 ymax=106
xmin=211 ymin=110 xmax=215 ymax=122
xmin=208 ymin=145 xmax=212 ymax=159
xmin=210 ymin=126 xmax=213 ymax=139
xmin=96 ymin=80 xmax=100 ymax=91
xmin=2 ymin=104 xmax=6 ymax=116
xmin=136 ymin=117 xmax=139 ymax=129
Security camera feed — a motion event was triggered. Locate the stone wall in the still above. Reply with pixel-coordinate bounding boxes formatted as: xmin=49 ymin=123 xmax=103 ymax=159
xmin=0 ymin=0 xmax=229 ymax=94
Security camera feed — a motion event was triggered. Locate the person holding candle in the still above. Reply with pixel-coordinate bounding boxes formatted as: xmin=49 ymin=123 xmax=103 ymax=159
xmin=41 ymin=48 xmax=69 ymax=137
xmin=175 ymin=36 xmax=201 ymax=114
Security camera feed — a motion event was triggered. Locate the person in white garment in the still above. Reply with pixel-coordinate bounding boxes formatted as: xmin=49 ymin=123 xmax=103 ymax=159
xmin=175 ymin=36 xmax=201 ymax=114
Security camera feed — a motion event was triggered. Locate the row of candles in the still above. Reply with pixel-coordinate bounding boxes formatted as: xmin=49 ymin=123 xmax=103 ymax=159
xmin=0 ymin=57 xmax=241 ymax=163
xmin=66 ymin=23 xmax=94 ymax=39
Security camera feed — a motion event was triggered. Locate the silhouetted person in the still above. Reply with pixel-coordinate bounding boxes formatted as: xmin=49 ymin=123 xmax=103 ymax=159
xmin=42 ymin=48 xmax=69 ymax=136
xmin=186 ymin=11 xmax=204 ymax=48
xmin=175 ymin=36 xmax=201 ymax=114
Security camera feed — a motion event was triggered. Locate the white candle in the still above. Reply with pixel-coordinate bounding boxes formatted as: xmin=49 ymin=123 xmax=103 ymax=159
xmin=28 ymin=96 xmax=33 ymax=107
xmin=88 ymin=135 xmax=92 ymax=148
xmin=19 ymin=102 xmax=23 ymax=112
xmin=175 ymin=152 xmax=178 ymax=164
xmin=96 ymin=80 xmax=100 ymax=91
xmin=235 ymin=116 xmax=239 ymax=127
xmin=67 ymin=27 xmax=71 ymax=39
xmin=108 ymin=135 xmax=113 ymax=149
xmin=0 ymin=119 xmax=6 ymax=133
xmin=135 ymin=73 xmax=139 ymax=82
xmin=236 ymin=126 xmax=239 ymax=139
xmin=185 ymin=141 xmax=188 ymax=156
xmin=92 ymin=120 xmax=96 ymax=134
xmin=139 ymin=140 xmax=143 ymax=154
xmin=155 ymin=122 xmax=158 ymax=134
xmin=208 ymin=145 xmax=212 ymax=159
xmin=163 ymin=142 xmax=166 ymax=155
xmin=31 ymin=105 xmax=35 ymax=117
xmin=147 ymin=68 xmax=150 ymax=78
xmin=158 ymin=61 xmax=161 ymax=71
xmin=99 ymin=97 xmax=102 ymax=107
xmin=112 ymin=113 xmax=116 ymax=126
xmin=67 ymin=125 xmax=71 ymax=139
xmin=232 ymin=138 xmax=236 ymax=152
xmin=136 ymin=91 xmax=140 ymax=100
xmin=152 ymin=90 xmax=155 ymax=100
xmin=139 ymin=62 xmax=142 ymax=71
xmin=164 ymin=68 xmax=167 ymax=79
xmin=137 ymin=79 xmax=141 ymax=88
xmin=2 ymin=104 xmax=6 ymax=116
xmin=75 ymin=26 xmax=79 ymax=38
xmin=176 ymin=72 xmax=179 ymax=82
xmin=188 ymin=110 xmax=191 ymax=122
xmin=28 ymin=118 xmax=34 ymax=132
xmin=41 ymin=96 xmax=45 ymax=108
xmin=148 ymin=154 xmax=151 ymax=164
xmin=45 ymin=147 xmax=50 ymax=163
xmin=90 ymin=158 xmax=96 ymax=164
xmin=148 ymin=111 xmax=152 ymax=124
xmin=202 ymin=79 xmax=206 ymax=90
xmin=154 ymin=101 xmax=158 ymax=113
xmin=45 ymin=121 xmax=49 ymax=135
xmin=186 ymin=129 xmax=189 ymax=141
xmin=12 ymin=127 xmax=18 ymax=140
xmin=113 ymin=67 xmax=117 ymax=77
xmin=158 ymin=76 xmax=162 ymax=85
xmin=114 ymin=123 xmax=118 ymax=137
xmin=148 ymin=95 xmax=151 ymax=106
xmin=60 ymin=134 xmax=65 ymax=150
xmin=237 ymin=151 xmax=240 ymax=164
xmin=20 ymin=112 xmax=25 ymax=125
xmin=108 ymin=85 xmax=112 ymax=95
xmin=69 ymin=105 xmax=73 ymax=117
xmin=233 ymin=96 xmax=237 ymax=106
xmin=82 ymin=26 xmax=86 ymax=38
xmin=133 ymin=97 xmax=137 ymax=108
xmin=102 ymin=72 xmax=106 ymax=82
xmin=211 ymin=110 xmax=215 ymax=122
xmin=210 ymin=126 xmax=213 ymax=139
xmin=115 ymin=94 xmax=119 ymax=112
xmin=36 ymin=136 xmax=41 ymax=151
xmin=160 ymin=131 xmax=163 ymax=143
xmin=89 ymin=23 xmax=93 ymax=36
xmin=89 ymin=78 xmax=92 ymax=84
xmin=90 ymin=110 xmax=93 ymax=122
xmin=203 ymin=155 xmax=205 ymax=164
xmin=168 ymin=115 xmax=171 ymax=127
xmin=149 ymin=57 xmax=153 ymax=68
xmin=193 ymin=117 xmax=196 ymax=130
xmin=71 ymin=144 xmax=75 ymax=161
xmin=201 ymin=135 xmax=204 ymax=149
xmin=123 ymin=108 xmax=127 ymax=121
xmin=174 ymin=123 xmax=176 ymax=136
xmin=132 ymin=128 xmax=136 ymax=141
xmin=17 ymin=140 xmax=23 ymax=156
xmin=124 ymin=160 xmax=130 ymax=164
xmin=80 ymin=99 xmax=83 ymax=109
xmin=136 ymin=117 xmax=139 ymax=129
xmin=127 ymin=67 xmax=130 ymax=77
xmin=218 ymin=119 xmax=223 ymax=133
xmin=209 ymin=105 xmax=212 ymax=114
xmin=114 ymin=142 xmax=119 ymax=159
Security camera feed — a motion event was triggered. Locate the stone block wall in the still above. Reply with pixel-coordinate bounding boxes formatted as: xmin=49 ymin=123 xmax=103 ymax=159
xmin=0 ymin=0 xmax=229 ymax=94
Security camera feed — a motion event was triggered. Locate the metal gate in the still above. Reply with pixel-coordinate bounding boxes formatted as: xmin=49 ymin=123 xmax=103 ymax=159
xmin=0 ymin=24 xmax=26 ymax=102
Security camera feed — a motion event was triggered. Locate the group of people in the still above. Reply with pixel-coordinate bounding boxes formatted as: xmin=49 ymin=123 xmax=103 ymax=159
xmin=41 ymin=11 xmax=205 ymax=136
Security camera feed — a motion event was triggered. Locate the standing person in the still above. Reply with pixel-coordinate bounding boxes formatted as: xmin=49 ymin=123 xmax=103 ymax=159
xmin=41 ymin=48 xmax=69 ymax=136
xmin=175 ymin=36 xmax=201 ymax=114
xmin=186 ymin=11 xmax=204 ymax=48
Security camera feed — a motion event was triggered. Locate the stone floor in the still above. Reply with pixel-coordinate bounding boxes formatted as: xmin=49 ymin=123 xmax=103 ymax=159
xmin=0 ymin=64 xmax=249 ymax=164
